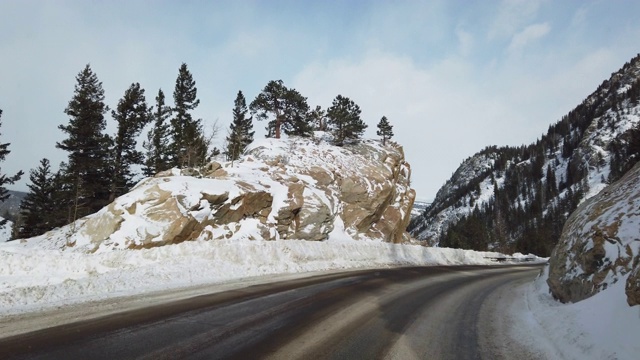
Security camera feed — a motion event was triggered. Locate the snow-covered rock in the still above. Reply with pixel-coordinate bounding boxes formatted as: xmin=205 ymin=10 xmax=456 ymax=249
xmin=548 ymin=161 xmax=640 ymax=305
xmin=21 ymin=135 xmax=415 ymax=252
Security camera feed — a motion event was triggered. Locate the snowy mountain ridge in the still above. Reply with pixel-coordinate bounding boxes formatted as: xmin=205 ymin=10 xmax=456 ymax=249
xmin=409 ymin=148 xmax=500 ymax=242
xmin=409 ymin=54 xmax=640 ymax=255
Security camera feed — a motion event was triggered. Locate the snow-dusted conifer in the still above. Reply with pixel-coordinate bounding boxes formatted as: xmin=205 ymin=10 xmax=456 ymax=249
xmin=57 ymin=64 xmax=112 ymax=221
xmin=0 ymin=108 xmax=23 ymax=230
xmin=18 ymin=158 xmax=60 ymax=238
xmin=143 ymin=89 xmax=173 ymax=176
xmin=110 ymin=83 xmax=151 ymax=201
xmin=376 ymin=116 xmax=394 ymax=145
xmin=326 ymin=95 xmax=367 ymax=146
xmin=250 ymin=80 xmax=312 ymax=139
xmin=171 ymin=63 xmax=207 ymax=168
xmin=225 ymin=91 xmax=254 ymax=161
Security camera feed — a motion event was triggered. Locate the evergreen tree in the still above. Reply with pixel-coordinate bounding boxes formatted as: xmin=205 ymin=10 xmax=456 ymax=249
xmin=110 ymin=83 xmax=151 ymax=201
xmin=250 ymin=80 xmax=312 ymax=139
xmin=225 ymin=91 xmax=254 ymax=162
xmin=170 ymin=63 xmax=206 ymax=168
xmin=326 ymin=95 xmax=368 ymax=146
xmin=545 ymin=165 xmax=558 ymax=197
xmin=143 ymin=89 xmax=172 ymax=176
xmin=57 ymin=65 xmax=112 ymax=223
xmin=182 ymin=119 xmax=210 ymax=168
xmin=376 ymin=116 xmax=394 ymax=145
xmin=0 ymin=109 xmax=23 ymax=229
xmin=309 ymin=105 xmax=327 ymax=131
xmin=628 ymin=123 xmax=640 ymax=163
xmin=18 ymin=158 xmax=60 ymax=238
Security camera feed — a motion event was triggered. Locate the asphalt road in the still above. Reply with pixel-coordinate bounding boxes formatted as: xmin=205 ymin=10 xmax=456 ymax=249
xmin=1 ymin=264 xmax=543 ymax=360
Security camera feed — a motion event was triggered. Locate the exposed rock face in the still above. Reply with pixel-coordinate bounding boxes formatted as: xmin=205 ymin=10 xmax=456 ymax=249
xmin=627 ymin=265 xmax=640 ymax=306
xmin=548 ymin=161 xmax=640 ymax=305
xmin=35 ymin=135 xmax=415 ymax=252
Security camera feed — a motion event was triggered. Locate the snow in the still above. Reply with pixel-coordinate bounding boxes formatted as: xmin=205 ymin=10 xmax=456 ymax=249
xmin=0 ymin=236 xmax=543 ymax=316
xmin=5 ymin=232 xmax=633 ymax=359
xmin=509 ymin=265 xmax=640 ymax=360
xmin=0 ymin=219 xmax=12 ymax=242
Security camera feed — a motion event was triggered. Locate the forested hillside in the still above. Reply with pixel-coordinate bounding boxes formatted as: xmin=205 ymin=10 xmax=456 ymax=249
xmin=409 ymin=54 xmax=640 ymax=256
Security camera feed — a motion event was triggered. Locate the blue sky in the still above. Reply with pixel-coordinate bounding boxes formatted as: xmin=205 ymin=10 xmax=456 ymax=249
xmin=1 ymin=0 xmax=640 ymax=200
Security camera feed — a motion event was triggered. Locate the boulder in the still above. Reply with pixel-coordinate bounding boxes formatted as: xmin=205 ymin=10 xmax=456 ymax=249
xmin=45 ymin=136 xmax=416 ymax=252
xmin=548 ymin=161 xmax=640 ymax=305
xmin=214 ymin=191 xmax=273 ymax=224
xmin=626 ymin=261 xmax=640 ymax=306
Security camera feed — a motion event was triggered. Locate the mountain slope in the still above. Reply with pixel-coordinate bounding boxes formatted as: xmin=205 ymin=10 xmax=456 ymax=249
xmin=409 ymin=54 xmax=640 ymax=256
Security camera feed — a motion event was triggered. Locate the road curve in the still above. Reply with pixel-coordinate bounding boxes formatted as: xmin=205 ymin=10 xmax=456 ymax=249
xmin=1 ymin=264 xmax=543 ymax=360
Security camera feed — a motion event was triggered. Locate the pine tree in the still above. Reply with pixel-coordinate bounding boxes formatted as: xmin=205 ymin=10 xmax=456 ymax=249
xmin=57 ymin=65 xmax=112 ymax=223
xmin=628 ymin=123 xmax=640 ymax=162
xmin=0 ymin=109 xmax=23 ymax=230
xmin=225 ymin=91 xmax=254 ymax=162
xmin=18 ymin=158 xmax=60 ymax=238
xmin=309 ymin=105 xmax=327 ymax=131
xmin=376 ymin=116 xmax=394 ymax=145
xmin=110 ymin=83 xmax=151 ymax=201
xmin=545 ymin=165 xmax=558 ymax=197
xmin=170 ymin=63 xmax=206 ymax=168
xmin=283 ymin=89 xmax=313 ymax=137
xmin=250 ymin=80 xmax=312 ymax=139
xmin=143 ymin=89 xmax=172 ymax=176
xmin=326 ymin=95 xmax=368 ymax=146
xmin=182 ymin=119 xmax=210 ymax=168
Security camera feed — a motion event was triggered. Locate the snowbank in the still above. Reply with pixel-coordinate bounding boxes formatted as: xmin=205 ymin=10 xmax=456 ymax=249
xmin=0 ymin=219 xmax=12 ymax=242
xmin=510 ymin=265 xmax=640 ymax=359
xmin=0 ymin=238 xmax=541 ymax=316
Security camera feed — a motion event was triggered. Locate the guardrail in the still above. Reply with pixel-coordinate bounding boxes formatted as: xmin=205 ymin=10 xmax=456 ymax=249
xmin=484 ymin=257 xmax=536 ymax=263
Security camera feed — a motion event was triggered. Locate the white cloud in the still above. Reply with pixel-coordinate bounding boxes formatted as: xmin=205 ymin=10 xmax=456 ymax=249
xmin=507 ymin=22 xmax=551 ymax=55
xmin=292 ymin=51 xmax=533 ymax=199
xmin=2 ymin=0 xmax=640 ymax=203
xmin=456 ymin=28 xmax=474 ymax=57
xmin=488 ymin=0 xmax=547 ymax=40
xmin=291 ymin=41 xmax=637 ymax=200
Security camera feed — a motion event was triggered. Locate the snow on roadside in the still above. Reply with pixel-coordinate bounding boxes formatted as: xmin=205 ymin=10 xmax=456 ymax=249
xmin=0 ymin=219 xmax=12 ymax=243
xmin=509 ymin=264 xmax=640 ymax=360
xmin=0 ymin=238 xmax=542 ymax=316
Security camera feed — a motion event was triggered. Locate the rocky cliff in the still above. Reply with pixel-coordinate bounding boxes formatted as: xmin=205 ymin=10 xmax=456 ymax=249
xmin=27 ymin=134 xmax=415 ymax=252
xmin=548 ymin=161 xmax=640 ymax=306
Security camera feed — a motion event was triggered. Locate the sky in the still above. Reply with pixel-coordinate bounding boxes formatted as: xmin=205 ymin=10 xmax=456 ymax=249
xmin=1 ymin=0 xmax=640 ymax=201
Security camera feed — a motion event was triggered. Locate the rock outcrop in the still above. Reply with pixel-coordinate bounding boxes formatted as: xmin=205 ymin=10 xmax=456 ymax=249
xmin=33 ymin=135 xmax=415 ymax=252
xmin=548 ymin=161 xmax=640 ymax=306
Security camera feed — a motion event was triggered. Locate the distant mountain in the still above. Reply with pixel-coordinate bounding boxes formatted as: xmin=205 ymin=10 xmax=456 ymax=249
xmin=0 ymin=190 xmax=26 ymax=222
xmin=410 ymin=200 xmax=430 ymax=220
xmin=409 ymin=54 xmax=640 ymax=256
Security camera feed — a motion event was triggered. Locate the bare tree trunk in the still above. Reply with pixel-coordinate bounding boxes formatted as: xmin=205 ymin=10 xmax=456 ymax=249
xmin=71 ymin=173 xmax=81 ymax=233
xmin=275 ymin=114 xmax=281 ymax=139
